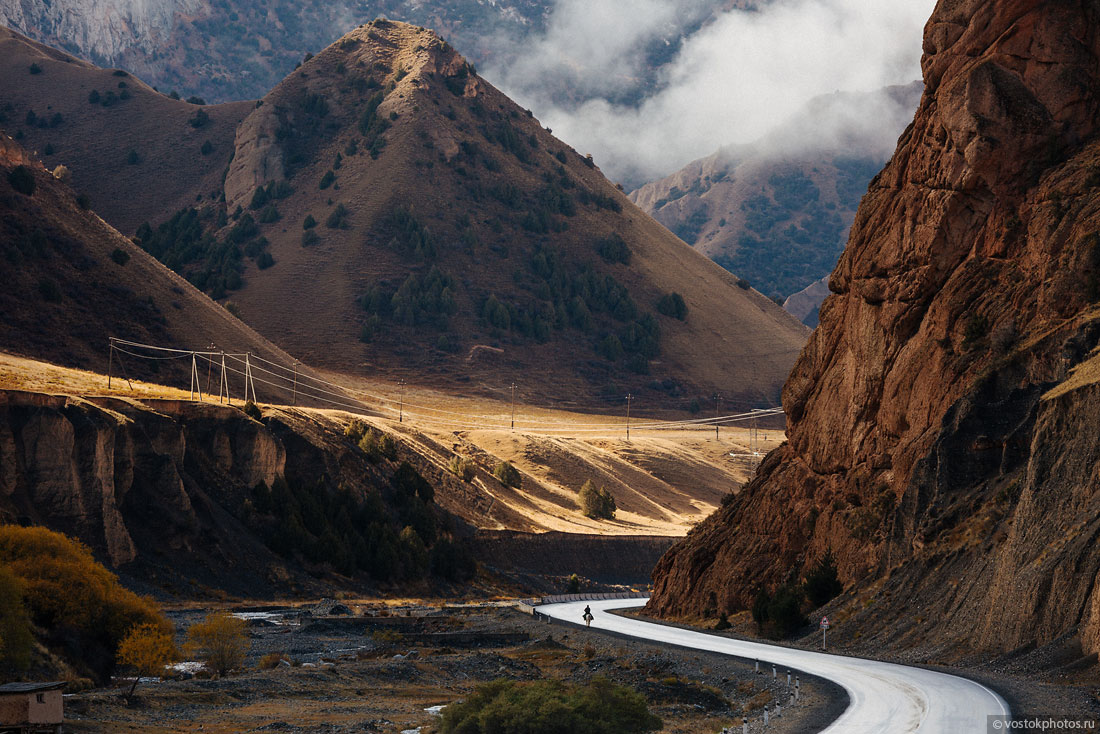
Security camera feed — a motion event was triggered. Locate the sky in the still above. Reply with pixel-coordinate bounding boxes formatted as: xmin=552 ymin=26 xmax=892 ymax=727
xmin=485 ymin=0 xmax=937 ymax=186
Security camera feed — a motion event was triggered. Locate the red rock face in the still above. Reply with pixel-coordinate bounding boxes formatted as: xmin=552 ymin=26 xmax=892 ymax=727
xmin=648 ymin=0 xmax=1100 ymax=655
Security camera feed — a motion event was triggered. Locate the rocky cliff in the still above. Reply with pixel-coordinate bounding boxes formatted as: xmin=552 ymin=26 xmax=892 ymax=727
xmin=648 ymin=0 xmax=1100 ymax=658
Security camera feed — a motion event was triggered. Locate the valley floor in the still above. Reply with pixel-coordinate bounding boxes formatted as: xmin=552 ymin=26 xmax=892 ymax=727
xmin=64 ymin=603 xmax=841 ymax=734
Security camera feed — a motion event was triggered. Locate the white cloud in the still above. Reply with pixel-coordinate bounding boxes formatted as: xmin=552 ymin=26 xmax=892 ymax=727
xmin=485 ymin=0 xmax=935 ymax=184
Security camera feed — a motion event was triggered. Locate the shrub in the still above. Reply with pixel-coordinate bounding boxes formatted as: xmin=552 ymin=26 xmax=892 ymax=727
xmin=186 ymin=96 xmax=206 ymax=105
xmin=319 ymin=170 xmax=335 ymax=189
xmin=258 ymin=204 xmax=280 ymax=223
xmin=88 ymin=90 xmax=101 ymax=104
xmin=126 ymin=149 xmax=140 ymax=165
xmin=656 ymin=292 xmax=687 ymax=320
xmin=0 ymin=565 xmax=34 ymax=675
xmin=189 ymin=108 xmax=209 ymax=128
xmin=186 ymin=611 xmax=248 ymax=677
xmin=595 ymin=234 xmax=631 ymax=264
xmin=256 ymin=251 xmax=275 ymax=270
xmin=200 ymin=140 xmax=214 ymax=155
xmin=963 ymin=314 xmax=989 ymax=350
xmin=303 ymin=214 xmax=317 ymax=230
xmin=111 ymin=248 xmax=131 ymax=265
xmin=29 ymin=63 xmax=41 ymax=74
xmin=8 ymin=165 xmax=35 ymax=196
xmin=117 ymin=622 xmax=179 ymax=697
xmin=578 ymin=480 xmax=616 ymax=520
xmin=0 ymin=525 xmax=170 ymax=681
xmin=751 ymin=584 xmax=808 ymax=639
xmin=242 ymin=400 xmax=262 ymax=420
xmin=714 ymin=612 xmax=731 ymax=630
xmin=43 ymin=143 xmax=54 ymax=156
xmin=344 ymin=418 xmax=368 ymax=442
xmin=326 ymin=203 xmax=350 ymax=229
xmin=803 ymin=550 xmax=843 ymax=608
xmin=439 ymin=677 xmax=661 ymax=734
xmin=76 ymin=193 xmax=91 ymax=210
xmin=257 ymin=652 xmax=288 ymax=669
xmin=493 ymin=461 xmax=522 ymax=488
xmin=567 ymin=573 xmax=581 ymax=593
xmin=449 ymin=455 xmax=475 ymax=481
xmin=302 ymin=230 xmax=320 ymax=247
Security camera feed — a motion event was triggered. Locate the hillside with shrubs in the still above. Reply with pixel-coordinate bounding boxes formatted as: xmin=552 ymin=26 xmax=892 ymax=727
xmin=0 ymin=20 xmax=807 ymax=407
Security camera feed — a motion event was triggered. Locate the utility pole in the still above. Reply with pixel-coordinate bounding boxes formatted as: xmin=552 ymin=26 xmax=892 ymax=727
xmin=398 ymin=380 xmax=406 ymax=423
xmin=205 ymin=343 xmax=216 ymax=394
xmin=510 ymin=383 xmax=517 ymax=431
xmin=291 ymin=359 xmax=300 ymax=406
xmin=625 ymin=394 xmax=634 ymax=441
xmin=107 ymin=339 xmax=114 ymax=390
xmin=714 ymin=392 xmax=722 ymax=440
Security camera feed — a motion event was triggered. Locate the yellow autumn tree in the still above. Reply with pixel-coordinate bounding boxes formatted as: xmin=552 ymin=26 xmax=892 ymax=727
xmin=187 ymin=611 xmax=248 ymax=677
xmin=117 ymin=623 xmax=179 ymax=698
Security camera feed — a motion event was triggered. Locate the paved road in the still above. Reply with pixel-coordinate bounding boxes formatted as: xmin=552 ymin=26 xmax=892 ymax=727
xmin=536 ymin=598 xmax=1009 ymax=733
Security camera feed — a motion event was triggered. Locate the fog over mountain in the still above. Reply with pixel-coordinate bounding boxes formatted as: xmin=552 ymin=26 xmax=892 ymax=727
xmin=486 ymin=0 xmax=935 ymax=185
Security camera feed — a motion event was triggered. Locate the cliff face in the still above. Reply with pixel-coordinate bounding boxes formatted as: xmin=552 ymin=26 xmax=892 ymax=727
xmin=648 ymin=0 xmax=1100 ymax=656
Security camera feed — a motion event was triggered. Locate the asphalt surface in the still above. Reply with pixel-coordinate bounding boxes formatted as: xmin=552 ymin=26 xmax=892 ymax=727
xmin=536 ymin=598 xmax=1010 ymax=733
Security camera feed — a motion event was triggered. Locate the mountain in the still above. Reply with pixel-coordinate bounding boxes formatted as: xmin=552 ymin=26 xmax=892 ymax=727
xmin=0 ymin=0 xmax=553 ymax=103
xmin=630 ymin=84 xmax=922 ymax=307
xmin=648 ymin=0 xmax=1100 ymax=660
xmin=0 ymin=132 xmax=294 ymax=385
xmin=0 ymin=27 xmax=251 ymax=234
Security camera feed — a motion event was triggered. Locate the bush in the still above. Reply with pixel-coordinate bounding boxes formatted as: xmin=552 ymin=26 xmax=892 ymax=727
xmin=187 ymin=611 xmax=248 ymax=677
xmin=258 ymin=204 xmax=280 ymax=223
xmin=200 ymin=140 xmax=214 ymax=155
xmin=0 ymin=525 xmax=170 ymax=681
xmin=326 ymin=203 xmax=350 ymax=229
xmin=110 ymin=248 xmax=130 ymax=265
xmin=302 ymin=230 xmax=320 ymax=247
xmin=449 ymin=455 xmax=475 ymax=481
xmin=319 ymin=170 xmax=335 ymax=189
xmin=595 ymin=234 xmax=631 ymax=265
xmin=493 ymin=461 xmax=522 ymax=488
xmin=242 ymin=400 xmax=262 ymax=420
xmin=257 ymin=652 xmax=288 ymax=670
xmin=303 ymin=214 xmax=317 ymax=230
xmin=567 ymin=573 xmax=581 ymax=593
xmin=344 ymin=418 xmax=368 ymax=442
xmin=126 ymin=149 xmax=141 ymax=165
xmin=803 ymin=551 xmax=843 ymax=608
xmin=8 ymin=165 xmax=35 ymax=196
xmin=752 ymin=584 xmax=808 ymax=639
xmin=88 ymin=90 xmax=101 ymax=104
xmin=189 ymin=108 xmax=209 ymax=128
xmin=29 ymin=63 xmax=41 ymax=74
xmin=656 ymin=292 xmax=687 ymax=320
xmin=76 ymin=193 xmax=91 ymax=210
xmin=256 ymin=251 xmax=275 ymax=269
xmin=0 ymin=565 xmax=34 ymax=675
xmin=117 ymin=622 xmax=179 ymax=696
xmin=429 ymin=538 xmax=476 ymax=581
xmin=578 ymin=480 xmax=616 ymax=520
xmin=438 ymin=677 xmax=661 ymax=734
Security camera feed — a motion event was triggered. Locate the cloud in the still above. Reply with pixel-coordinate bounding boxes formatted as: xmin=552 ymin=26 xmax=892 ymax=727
xmin=484 ymin=0 xmax=936 ymax=185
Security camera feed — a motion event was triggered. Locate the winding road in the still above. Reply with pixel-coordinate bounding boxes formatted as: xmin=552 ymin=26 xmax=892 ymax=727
xmin=536 ymin=598 xmax=1009 ymax=733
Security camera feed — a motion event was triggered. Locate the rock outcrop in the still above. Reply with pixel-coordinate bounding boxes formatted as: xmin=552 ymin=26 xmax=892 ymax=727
xmin=648 ymin=0 xmax=1100 ymax=657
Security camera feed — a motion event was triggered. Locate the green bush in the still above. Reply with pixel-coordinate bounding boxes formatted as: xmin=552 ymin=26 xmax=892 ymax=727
xmin=656 ymin=292 xmax=687 ymax=320
xmin=242 ymin=400 xmax=262 ymax=421
xmin=326 ymin=203 xmax=350 ymax=229
xmin=752 ymin=583 xmax=808 ymax=639
xmin=8 ymin=165 xmax=35 ymax=196
xmin=0 ymin=565 xmax=34 ymax=675
xmin=578 ymin=480 xmax=616 ymax=520
xmin=595 ymin=234 xmax=631 ymax=264
xmin=126 ymin=149 xmax=141 ymax=165
xmin=200 ymin=140 xmax=214 ymax=155
xmin=302 ymin=230 xmax=320 ymax=247
xmin=439 ymin=677 xmax=661 ymax=734
xmin=110 ymin=248 xmax=131 ymax=266
xmin=319 ymin=170 xmax=335 ymax=189
xmin=803 ymin=551 xmax=843 ymax=608
xmin=189 ymin=108 xmax=209 ymax=128
xmin=303 ymin=214 xmax=317 ymax=230
xmin=449 ymin=456 xmax=476 ymax=481
xmin=493 ymin=461 xmax=522 ymax=489
xmin=29 ymin=63 xmax=41 ymax=75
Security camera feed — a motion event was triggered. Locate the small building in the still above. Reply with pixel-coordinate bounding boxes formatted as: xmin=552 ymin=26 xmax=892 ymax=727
xmin=0 ymin=682 xmax=65 ymax=734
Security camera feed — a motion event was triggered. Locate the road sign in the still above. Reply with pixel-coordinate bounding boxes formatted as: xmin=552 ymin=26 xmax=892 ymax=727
xmin=820 ymin=616 xmax=830 ymax=629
